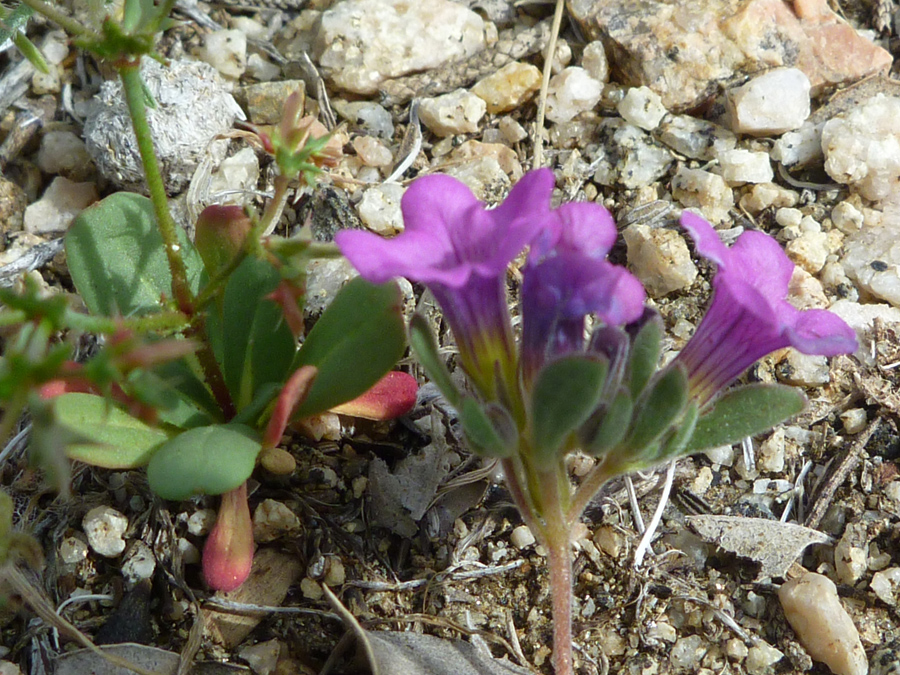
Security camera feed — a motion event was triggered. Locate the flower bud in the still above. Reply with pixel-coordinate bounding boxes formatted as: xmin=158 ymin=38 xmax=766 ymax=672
xmin=202 ymin=482 xmax=254 ymax=592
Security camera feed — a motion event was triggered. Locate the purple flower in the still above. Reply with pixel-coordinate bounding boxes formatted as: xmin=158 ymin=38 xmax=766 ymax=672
xmin=336 ymin=169 xmax=555 ymax=397
xmin=676 ymin=211 xmax=857 ymax=407
xmin=521 ymin=202 xmax=645 ymax=379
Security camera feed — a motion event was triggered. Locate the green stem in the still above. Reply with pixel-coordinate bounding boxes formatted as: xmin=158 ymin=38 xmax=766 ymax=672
xmin=0 ymin=392 xmax=27 ymax=450
xmin=117 ymin=61 xmax=194 ymax=314
xmin=17 ymin=0 xmax=88 ymax=36
xmin=566 ymin=456 xmax=616 ymax=528
xmin=0 ymin=311 xmax=27 ymax=328
xmin=193 ymin=250 xmax=248 ymax=311
xmin=64 ymin=309 xmax=190 ymax=336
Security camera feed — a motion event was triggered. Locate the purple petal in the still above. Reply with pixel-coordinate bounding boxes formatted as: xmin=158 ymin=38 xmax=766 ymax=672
xmin=676 ymin=211 xmax=858 ymax=406
xmin=787 ymin=309 xmax=859 ymax=356
xmin=680 ymin=210 xmax=729 ymax=267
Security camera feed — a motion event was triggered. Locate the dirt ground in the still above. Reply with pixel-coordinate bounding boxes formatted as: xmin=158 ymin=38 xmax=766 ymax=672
xmin=1 ymin=1 xmax=900 ymax=674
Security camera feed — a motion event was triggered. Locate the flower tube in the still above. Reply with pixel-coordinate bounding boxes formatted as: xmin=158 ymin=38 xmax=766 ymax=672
xmin=337 ymin=170 xmax=555 ymax=398
xmin=676 ymin=211 xmax=857 ymax=407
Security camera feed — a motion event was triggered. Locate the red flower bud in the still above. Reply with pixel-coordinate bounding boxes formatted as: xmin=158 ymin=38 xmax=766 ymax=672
xmin=202 ymin=482 xmax=254 ymax=592
xmin=329 ymin=371 xmax=418 ymax=420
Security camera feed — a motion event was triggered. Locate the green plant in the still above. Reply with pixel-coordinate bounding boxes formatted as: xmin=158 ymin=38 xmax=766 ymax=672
xmin=0 ymin=0 xmax=413 ymax=591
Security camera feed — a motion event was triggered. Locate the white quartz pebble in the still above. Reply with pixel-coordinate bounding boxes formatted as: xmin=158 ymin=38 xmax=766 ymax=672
xmin=545 ymin=67 xmax=603 ymax=124
xmin=617 ymin=86 xmax=667 ymax=131
xmin=778 ymin=572 xmax=868 ymax=675
xmin=822 ymin=93 xmax=900 ymax=201
xmin=199 ymin=29 xmax=247 ymax=80
xmin=727 ymin=68 xmax=810 ymax=136
xmin=419 ymin=89 xmax=486 ymax=136
xmin=510 ymin=525 xmax=536 ymax=550
xmin=82 ymin=506 xmax=128 ymax=558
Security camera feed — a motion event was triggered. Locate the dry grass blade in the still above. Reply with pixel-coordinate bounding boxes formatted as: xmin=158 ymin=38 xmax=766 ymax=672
xmin=532 ymin=0 xmax=566 ymax=168
xmin=2 ymin=564 xmax=167 ymax=675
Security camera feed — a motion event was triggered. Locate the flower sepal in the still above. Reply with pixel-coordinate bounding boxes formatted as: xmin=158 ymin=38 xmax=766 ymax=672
xmin=578 ymin=388 xmax=633 ymax=458
xmin=408 ymin=313 xmax=463 ymax=408
xmin=625 ymin=310 xmax=664 ymax=399
xmin=683 ymin=383 xmax=806 ymax=454
xmin=459 ymin=398 xmax=518 ymax=458
xmin=621 ymin=363 xmax=690 ymax=454
xmin=530 ymin=354 xmax=609 ymax=467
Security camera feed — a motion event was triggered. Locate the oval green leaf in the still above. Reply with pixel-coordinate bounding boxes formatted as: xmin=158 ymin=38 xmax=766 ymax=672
xmin=531 ymin=355 xmax=608 ymax=466
xmin=56 ymin=393 xmax=170 ymax=469
xmin=292 ymin=278 xmax=406 ymax=419
xmin=66 ymin=192 xmax=204 ymax=316
xmin=147 ymin=424 xmax=261 ymax=500
xmin=685 ymin=384 xmax=805 ymax=453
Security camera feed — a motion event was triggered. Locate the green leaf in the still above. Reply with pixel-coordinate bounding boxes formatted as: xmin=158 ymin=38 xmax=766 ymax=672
xmin=147 ymin=424 xmax=261 ymax=500
xmin=409 ymin=314 xmax=462 ymax=407
xmin=216 ymin=257 xmax=296 ymax=409
xmin=623 ymin=365 xmax=689 ymax=453
xmin=65 ymin=192 xmax=204 ymax=316
xmin=579 ymin=388 xmax=633 ymax=457
xmin=54 ymin=393 xmax=169 ymax=469
xmin=685 ymin=384 xmax=805 ymax=453
xmin=292 ymin=278 xmax=406 ymax=419
xmin=642 ymin=401 xmax=700 ymax=467
xmin=154 ymin=358 xmax=223 ymax=425
xmin=459 ymin=398 xmax=516 ymax=458
xmin=628 ymin=317 xmax=662 ymax=399
xmin=531 ymin=355 xmax=608 ymax=465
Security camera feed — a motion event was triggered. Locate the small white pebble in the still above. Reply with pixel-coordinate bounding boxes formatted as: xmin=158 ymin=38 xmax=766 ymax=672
xmin=840 ymin=408 xmax=867 ymax=435
xmin=59 ymin=536 xmax=89 ymax=565
xmin=121 ymin=541 xmax=156 ymax=585
xmin=617 ymin=86 xmax=667 ymax=130
xmin=82 ymin=506 xmax=128 ymax=558
xmin=745 ymin=641 xmax=784 ymax=675
xmin=779 ymin=572 xmax=867 ymax=675
xmin=870 ymin=567 xmax=900 ymax=606
xmin=187 ymin=509 xmax=217 ymax=537
xmin=510 ymin=524 xmax=536 ymax=550
xmin=253 ymin=499 xmax=301 ymax=543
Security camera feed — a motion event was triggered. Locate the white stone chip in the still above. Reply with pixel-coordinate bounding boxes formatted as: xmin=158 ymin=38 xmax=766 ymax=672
xmin=352 ymin=136 xmax=393 ymax=168
xmin=671 ymin=166 xmax=734 ymax=224
xmin=623 ymin=224 xmax=697 ymax=297
xmin=822 ymin=94 xmax=900 ymax=201
xmin=24 ymin=177 xmax=97 ymax=234
xmin=581 ymin=41 xmax=609 ymax=83
xmin=315 ymin=0 xmax=485 ymax=95
xmin=715 ymin=149 xmax=774 ymax=184
xmin=870 ymin=567 xmax=900 ymax=606
xmin=199 ymin=29 xmax=247 ymax=80
xmin=779 ymin=572 xmax=868 ymax=675
xmin=121 ymin=541 xmax=156 ymax=585
xmin=510 ymin=525 xmax=536 ymax=550
xmin=187 ymin=509 xmax=217 ymax=537
xmin=617 ymin=86 xmax=667 ymax=131
xmin=545 ymin=67 xmax=603 ymax=124
xmin=772 ymin=121 xmax=824 ymax=167
xmin=656 ymin=115 xmax=736 ymax=160
xmin=82 ymin=506 xmax=128 ymax=558
xmin=727 ymin=68 xmax=810 ymax=136
xmin=419 ymin=89 xmax=486 ymax=136
xmin=840 ymin=408 xmax=867 ymax=435
xmin=59 ymin=536 xmax=89 ymax=565
xmin=37 ymin=131 xmax=93 ymax=179
xmin=745 ymin=641 xmax=785 ymax=675
xmin=253 ymin=499 xmax=301 ymax=543
xmin=358 ymin=183 xmax=404 ymax=235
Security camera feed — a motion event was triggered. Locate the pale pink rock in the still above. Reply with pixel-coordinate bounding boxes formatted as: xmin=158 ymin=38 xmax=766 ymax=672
xmin=779 ymin=572 xmax=868 ymax=675
xmin=568 ymin=0 xmax=891 ymax=111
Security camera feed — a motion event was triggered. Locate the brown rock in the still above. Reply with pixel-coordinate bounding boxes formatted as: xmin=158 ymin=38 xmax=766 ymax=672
xmin=567 ymin=0 xmax=891 ymax=111
xmin=205 ymin=548 xmax=302 ymax=648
